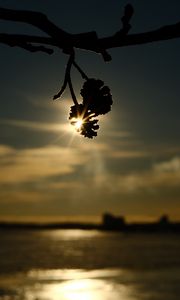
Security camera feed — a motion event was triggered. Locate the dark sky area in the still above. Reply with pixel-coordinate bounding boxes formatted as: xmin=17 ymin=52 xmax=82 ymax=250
xmin=0 ymin=0 xmax=180 ymax=223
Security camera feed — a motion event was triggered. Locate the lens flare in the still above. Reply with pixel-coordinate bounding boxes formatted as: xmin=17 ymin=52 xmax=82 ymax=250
xmin=74 ymin=118 xmax=83 ymax=131
xmin=71 ymin=117 xmax=84 ymax=132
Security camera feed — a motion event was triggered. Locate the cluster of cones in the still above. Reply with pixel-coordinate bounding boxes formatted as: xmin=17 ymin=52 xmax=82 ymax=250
xmin=69 ymin=78 xmax=113 ymax=138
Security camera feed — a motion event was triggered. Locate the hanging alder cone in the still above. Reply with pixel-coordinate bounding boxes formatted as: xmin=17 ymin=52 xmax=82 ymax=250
xmin=69 ymin=104 xmax=99 ymax=138
xmin=80 ymin=78 xmax=113 ymax=115
xmin=54 ymin=55 xmax=113 ymax=138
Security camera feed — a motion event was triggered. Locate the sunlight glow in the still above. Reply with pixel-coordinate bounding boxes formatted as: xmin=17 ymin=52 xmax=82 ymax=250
xmin=71 ymin=117 xmax=84 ymax=132
xmin=24 ymin=268 xmax=136 ymax=300
xmin=74 ymin=118 xmax=84 ymax=131
xmin=42 ymin=229 xmax=101 ymax=241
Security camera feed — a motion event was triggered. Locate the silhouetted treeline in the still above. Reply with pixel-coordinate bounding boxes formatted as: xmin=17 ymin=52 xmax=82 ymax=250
xmin=102 ymin=213 xmax=180 ymax=233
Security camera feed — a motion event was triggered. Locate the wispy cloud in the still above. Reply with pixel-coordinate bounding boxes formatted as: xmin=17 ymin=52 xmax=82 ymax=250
xmin=109 ymin=150 xmax=150 ymax=159
xmin=0 ymin=145 xmax=87 ymax=184
xmin=1 ymin=130 xmax=180 ymax=216
xmin=113 ymin=157 xmax=180 ymax=194
xmin=0 ymin=118 xmax=70 ymax=133
xmin=0 ymin=145 xmax=14 ymax=156
xmin=154 ymin=157 xmax=180 ymax=173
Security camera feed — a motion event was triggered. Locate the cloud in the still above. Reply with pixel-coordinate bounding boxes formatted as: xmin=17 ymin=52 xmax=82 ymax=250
xmin=1 ymin=138 xmax=180 ymax=211
xmin=0 ymin=145 xmax=87 ymax=184
xmin=78 ymin=140 xmax=150 ymax=159
xmin=0 ymin=189 xmax=50 ymax=203
xmin=72 ymin=155 xmax=180 ymax=195
xmin=0 ymin=145 xmax=14 ymax=156
xmin=115 ymin=156 xmax=180 ymax=194
xmin=109 ymin=150 xmax=150 ymax=159
xmin=0 ymin=118 xmax=70 ymax=133
xmin=153 ymin=157 xmax=180 ymax=173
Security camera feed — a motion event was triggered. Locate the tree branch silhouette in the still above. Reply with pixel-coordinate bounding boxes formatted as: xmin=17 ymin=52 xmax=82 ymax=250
xmin=0 ymin=4 xmax=180 ymax=138
xmin=1 ymin=6 xmax=180 ymax=58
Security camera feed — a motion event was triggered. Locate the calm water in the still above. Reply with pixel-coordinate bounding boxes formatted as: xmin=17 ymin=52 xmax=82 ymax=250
xmin=0 ymin=229 xmax=180 ymax=300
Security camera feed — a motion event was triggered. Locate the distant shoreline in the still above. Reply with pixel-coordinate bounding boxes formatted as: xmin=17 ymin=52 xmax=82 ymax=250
xmin=1 ymin=218 xmax=180 ymax=233
xmin=0 ymin=221 xmax=100 ymax=231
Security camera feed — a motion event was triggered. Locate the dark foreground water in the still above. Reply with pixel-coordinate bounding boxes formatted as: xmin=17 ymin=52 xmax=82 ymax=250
xmin=0 ymin=229 xmax=180 ymax=300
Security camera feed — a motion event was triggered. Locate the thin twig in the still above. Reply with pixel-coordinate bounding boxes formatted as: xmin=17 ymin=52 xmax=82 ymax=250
xmin=120 ymin=4 xmax=134 ymax=35
xmin=73 ymin=61 xmax=89 ymax=80
xmin=68 ymin=75 xmax=78 ymax=106
xmin=0 ymin=33 xmax=54 ymax=54
xmin=19 ymin=43 xmax=53 ymax=54
xmin=53 ymin=52 xmax=74 ymax=100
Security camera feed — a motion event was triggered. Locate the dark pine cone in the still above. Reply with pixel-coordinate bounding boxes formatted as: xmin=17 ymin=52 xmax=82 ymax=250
xmin=69 ymin=104 xmax=99 ymax=138
xmin=80 ymin=78 xmax=113 ymax=115
xmin=69 ymin=103 xmax=84 ymax=120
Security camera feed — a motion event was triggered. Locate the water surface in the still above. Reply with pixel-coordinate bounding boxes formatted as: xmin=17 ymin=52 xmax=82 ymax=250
xmin=0 ymin=229 xmax=180 ymax=299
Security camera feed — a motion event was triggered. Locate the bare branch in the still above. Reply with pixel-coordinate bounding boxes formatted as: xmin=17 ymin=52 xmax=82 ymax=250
xmin=0 ymin=6 xmax=180 ymax=56
xmin=1 ymin=5 xmax=179 ymax=139
xmin=0 ymin=7 xmax=70 ymax=41
xmin=20 ymin=43 xmax=53 ymax=54
xmin=0 ymin=7 xmax=98 ymax=55
xmin=0 ymin=33 xmax=53 ymax=54
xmin=100 ymin=22 xmax=180 ymax=50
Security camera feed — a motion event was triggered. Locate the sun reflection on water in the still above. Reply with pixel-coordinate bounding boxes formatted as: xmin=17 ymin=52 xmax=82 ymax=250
xmin=42 ymin=229 xmax=102 ymax=240
xmin=43 ymin=279 xmax=102 ymax=300
xmin=25 ymin=269 xmax=135 ymax=300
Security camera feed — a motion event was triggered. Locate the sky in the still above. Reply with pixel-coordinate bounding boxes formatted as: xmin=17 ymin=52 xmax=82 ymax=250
xmin=0 ymin=0 xmax=180 ymax=223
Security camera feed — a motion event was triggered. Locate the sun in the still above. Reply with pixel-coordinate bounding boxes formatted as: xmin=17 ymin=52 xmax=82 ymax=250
xmin=71 ymin=117 xmax=84 ymax=132
xmin=75 ymin=118 xmax=83 ymax=130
